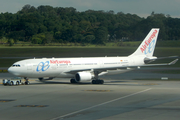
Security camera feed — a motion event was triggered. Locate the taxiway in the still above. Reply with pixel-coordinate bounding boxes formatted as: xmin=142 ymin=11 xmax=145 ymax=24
xmin=0 ymin=70 xmax=180 ymax=120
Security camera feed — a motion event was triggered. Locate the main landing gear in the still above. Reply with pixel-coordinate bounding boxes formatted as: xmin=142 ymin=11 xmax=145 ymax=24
xmin=92 ymin=79 xmax=104 ymax=84
xmin=70 ymin=79 xmax=77 ymax=84
xmin=24 ymin=77 xmax=30 ymax=85
xmin=70 ymin=78 xmax=104 ymax=84
xmin=92 ymin=71 xmax=104 ymax=84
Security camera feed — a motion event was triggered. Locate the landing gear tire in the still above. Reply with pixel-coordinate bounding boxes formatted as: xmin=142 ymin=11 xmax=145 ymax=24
xmin=100 ymin=80 xmax=104 ymax=84
xmin=25 ymin=81 xmax=30 ymax=85
xmin=16 ymin=81 xmax=19 ymax=85
xmin=70 ymin=79 xmax=77 ymax=84
xmin=92 ymin=80 xmax=104 ymax=84
xmin=39 ymin=78 xmax=43 ymax=81
xmin=10 ymin=81 xmax=13 ymax=86
xmin=24 ymin=77 xmax=30 ymax=85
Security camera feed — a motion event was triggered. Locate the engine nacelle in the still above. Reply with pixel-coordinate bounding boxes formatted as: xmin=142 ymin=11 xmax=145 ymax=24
xmin=75 ymin=72 xmax=94 ymax=82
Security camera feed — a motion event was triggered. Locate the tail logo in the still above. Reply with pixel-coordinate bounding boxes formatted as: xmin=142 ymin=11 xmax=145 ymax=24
xmin=140 ymin=30 xmax=158 ymax=54
xmin=144 ymin=39 xmax=155 ymax=54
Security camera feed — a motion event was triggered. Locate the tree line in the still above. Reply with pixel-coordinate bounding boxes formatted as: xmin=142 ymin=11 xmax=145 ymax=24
xmin=0 ymin=4 xmax=180 ymax=45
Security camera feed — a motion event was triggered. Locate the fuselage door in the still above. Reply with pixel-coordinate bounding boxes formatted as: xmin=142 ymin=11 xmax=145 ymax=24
xmin=26 ymin=62 xmax=32 ymax=70
xmin=99 ymin=60 xmax=104 ymax=68
xmin=26 ymin=62 xmax=32 ymax=76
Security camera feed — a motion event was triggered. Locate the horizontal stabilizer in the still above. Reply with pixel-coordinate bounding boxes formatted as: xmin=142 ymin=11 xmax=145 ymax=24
xmin=142 ymin=59 xmax=178 ymax=67
xmin=155 ymin=56 xmax=179 ymax=60
xmin=168 ymin=59 xmax=179 ymax=65
xmin=144 ymin=56 xmax=179 ymax=63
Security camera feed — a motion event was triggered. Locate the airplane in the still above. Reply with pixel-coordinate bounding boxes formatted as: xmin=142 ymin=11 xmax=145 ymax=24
xmin=8 ymin=28 xmax=178 ymax=85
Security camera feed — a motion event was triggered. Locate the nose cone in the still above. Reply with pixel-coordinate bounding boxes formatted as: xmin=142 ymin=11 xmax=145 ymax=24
xmin=8 ymin=67 xmax=20 ymax=76
xmin=8 ymin=67 xmax=14 ymax=74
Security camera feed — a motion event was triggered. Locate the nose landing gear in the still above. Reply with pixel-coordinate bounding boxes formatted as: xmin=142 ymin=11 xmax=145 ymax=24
xmin=24 ymin=77 xmax=30 ymax=85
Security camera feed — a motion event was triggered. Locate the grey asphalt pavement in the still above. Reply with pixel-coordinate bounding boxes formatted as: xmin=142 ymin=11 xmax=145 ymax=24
xmin=0 ymin=69 xmax=180 ymax=120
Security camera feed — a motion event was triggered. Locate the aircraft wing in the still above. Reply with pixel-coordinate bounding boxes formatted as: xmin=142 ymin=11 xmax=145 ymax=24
xmin=66 ymin=66 xmax=132 ymax=74
xmin=66 ymin=59 xmax=178 ymax=74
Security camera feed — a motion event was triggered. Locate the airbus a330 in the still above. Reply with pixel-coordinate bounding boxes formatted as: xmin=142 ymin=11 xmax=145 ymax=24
xmin=8 ymin=28 xmax=178 ymax=84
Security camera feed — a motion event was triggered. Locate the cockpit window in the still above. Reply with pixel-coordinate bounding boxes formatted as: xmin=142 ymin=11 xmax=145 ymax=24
xmin=12 ymin=64 xmax=21 ymax=67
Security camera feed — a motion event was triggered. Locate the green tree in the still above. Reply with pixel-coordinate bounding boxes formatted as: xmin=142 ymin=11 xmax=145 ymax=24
xmin=94 ymin=27 xmax=108 ymax=45
xmin=54 ymin=31 xmax=62 ymax=41
xmin=44 ymin=32 xmax=53 ymax=44
xmin=0 ymin=5 xmax=180 ymax=45
xmin=73 ymin=34 xmax=84 ymax=43
xmin=7 ymin=39 xmax=14 ymax=46
xmin=31 ymin=33 xmax=45 ymax=44
xmin=79 ymin=20 xmax=91 ymax=32
xmin=84 ymin=35 xmax=95 ymax=43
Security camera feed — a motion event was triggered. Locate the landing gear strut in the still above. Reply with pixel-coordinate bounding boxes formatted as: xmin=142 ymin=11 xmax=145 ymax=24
xmin=24 ymin=77 xmax=30 ymax=85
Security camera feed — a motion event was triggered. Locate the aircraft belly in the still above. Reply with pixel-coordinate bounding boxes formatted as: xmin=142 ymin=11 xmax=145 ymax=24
xmin=56 ymin=73 xmax=74 ymax=78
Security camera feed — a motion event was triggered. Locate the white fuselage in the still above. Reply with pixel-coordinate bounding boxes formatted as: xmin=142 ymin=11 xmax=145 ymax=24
xmin=8 ymin=56 xmax=145 ymax=78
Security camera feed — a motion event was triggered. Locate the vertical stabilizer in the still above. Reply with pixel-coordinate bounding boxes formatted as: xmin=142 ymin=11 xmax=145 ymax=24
xmin=129 ymin=28 xmax=159 ymax=57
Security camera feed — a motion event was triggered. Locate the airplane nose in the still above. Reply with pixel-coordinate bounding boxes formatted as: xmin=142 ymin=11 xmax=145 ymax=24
xmin=8 ymin=67 xmax=18 ymax=76
xmin=8 ymin=66 xmax=22 ymax=76
xmin=8 ymin=67 xmax=13 ymax=74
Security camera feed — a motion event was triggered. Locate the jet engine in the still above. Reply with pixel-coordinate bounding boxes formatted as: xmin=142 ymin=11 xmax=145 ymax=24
xmin=75 ymin=72 xmax=94 ymax=82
